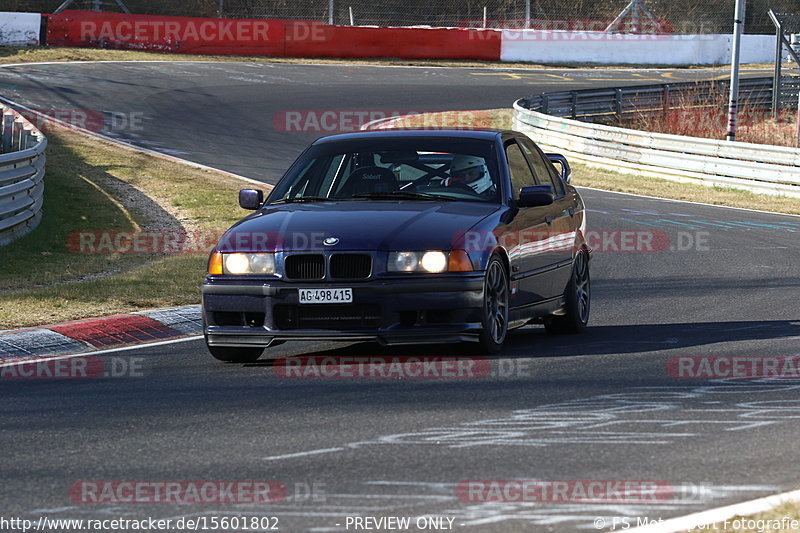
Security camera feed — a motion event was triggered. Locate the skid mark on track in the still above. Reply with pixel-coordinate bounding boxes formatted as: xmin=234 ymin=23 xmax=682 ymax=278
xmin=263 ymin=380 xmax=800 ymax=459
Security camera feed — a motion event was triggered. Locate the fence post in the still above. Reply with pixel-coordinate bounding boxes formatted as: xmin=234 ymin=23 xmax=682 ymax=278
xmin=12 ymin=120 xmax=21 ymax=151
xmin=328 ymin=0 xmax=334 ymax=24
xmin=525 ymin=0 xmax=530 ymax=29
xmin=663 ymin=84 xmax=670 ymax=118
xmin=2 ymin=115 xmax=14 ymax=153
xmin=770 ymin=11 xmax=783 ymax=120
xmin=542 ymin=95 xmax=550 ymax=115
xmin=571 ymin=91 xmax=578 ymax=119
xmin=796 ymin=91 xmax=800 ymax=148
xmin=615 ymin=89 xmax=623 ymax=119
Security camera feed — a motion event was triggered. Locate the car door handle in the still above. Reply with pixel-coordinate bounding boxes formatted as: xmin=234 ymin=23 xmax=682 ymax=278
xmin=545 ymin=215 xmax=554 ymax=226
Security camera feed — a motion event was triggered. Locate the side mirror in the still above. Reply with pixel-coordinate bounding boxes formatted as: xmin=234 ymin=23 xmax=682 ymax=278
xmin=238 ymin=189 xmax=264 ymax=210
xmin=546 ymin=153 xmax=571 ymax=183
xmin=517 ymin=185 xmax=554 ymax=208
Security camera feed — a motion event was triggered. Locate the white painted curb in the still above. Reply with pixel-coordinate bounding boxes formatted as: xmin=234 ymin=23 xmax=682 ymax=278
xmin=628 ymin=488 xmax=800 ymax=532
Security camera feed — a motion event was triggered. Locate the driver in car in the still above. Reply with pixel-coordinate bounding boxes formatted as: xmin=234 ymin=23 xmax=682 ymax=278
xmin=443 ymin=154 xmax=496 ymax=199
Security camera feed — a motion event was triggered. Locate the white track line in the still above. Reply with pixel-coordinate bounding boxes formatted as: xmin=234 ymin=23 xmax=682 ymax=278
xmin=576 ymin=185 xmax=800 ymax=218
xmin=0 ymin=336 xmax=203 ymax=368
xmin=262 ymin=447 xmax=346 ymax=461
xmin=628 ymin=487 xmax=800 ymax=532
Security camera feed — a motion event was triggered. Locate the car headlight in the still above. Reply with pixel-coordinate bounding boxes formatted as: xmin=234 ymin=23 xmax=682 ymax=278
xmin=420 ymin=251 xmax=447 ymax=273
xmin=221 ymin=252 xmax=276 ymax=275
xmin=388 ymin=251 xmax=469 ymax=273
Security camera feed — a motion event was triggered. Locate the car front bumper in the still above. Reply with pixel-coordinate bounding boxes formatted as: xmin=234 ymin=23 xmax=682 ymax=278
xmin=202 ymin=276 xmax=485 ymax=347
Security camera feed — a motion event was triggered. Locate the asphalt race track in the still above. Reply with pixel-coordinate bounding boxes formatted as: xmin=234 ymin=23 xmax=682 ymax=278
xmin=0 ymin=63 xmax=767 ymax=179
xmin=1 ymin=62 xmax=799 ymax=532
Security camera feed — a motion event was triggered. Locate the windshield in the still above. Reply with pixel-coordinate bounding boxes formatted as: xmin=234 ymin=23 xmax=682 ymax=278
xmin=268 ymin=138 xmax=501 ymax=204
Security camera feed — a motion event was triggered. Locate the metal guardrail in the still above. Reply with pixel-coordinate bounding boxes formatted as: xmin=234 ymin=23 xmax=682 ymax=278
xmin=0 ymin=104 xmax=47 ymax=247
xmin=520 ymin=78 xmax=779 ymax=121
xmin=513 ymin=77 xmax=800 ymax=198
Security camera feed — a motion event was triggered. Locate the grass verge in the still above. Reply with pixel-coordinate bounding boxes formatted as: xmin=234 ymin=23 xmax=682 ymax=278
xmin=0 ymin=127 xmax=249 ymax=329
xmin=386 ymin=109 xmax=800 ymax=216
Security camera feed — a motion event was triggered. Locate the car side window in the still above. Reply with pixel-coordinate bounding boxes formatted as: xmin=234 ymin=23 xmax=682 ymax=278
xmin=518 ymin=137 xmax=566 ymax=197
xmin=505 ymin=142 xmax=535 ymax=199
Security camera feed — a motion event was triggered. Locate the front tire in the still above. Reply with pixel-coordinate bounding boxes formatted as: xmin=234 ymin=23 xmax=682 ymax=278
xmin=545 ymin=248 xmax=590 ymax=334
xmin=207 ymin=345 xmax=264 ymax=363
xmin=476 ymin=256 xmax=510 ymax=354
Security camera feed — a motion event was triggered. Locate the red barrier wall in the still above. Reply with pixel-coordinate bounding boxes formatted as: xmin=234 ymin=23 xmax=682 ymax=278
xmin=45 ymin=11 xmax=501 ymax=61
xmin=284 ymin=22 xmax=501 ymax=60
xmin=46 ymin=11 xmax=287 ymax=56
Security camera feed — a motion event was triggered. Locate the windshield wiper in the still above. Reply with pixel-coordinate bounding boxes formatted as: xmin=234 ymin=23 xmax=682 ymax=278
xmin=351 ymin=191 xmax=457 ymax=201
xmin=270 ymin=196 xmax=330 ymax=204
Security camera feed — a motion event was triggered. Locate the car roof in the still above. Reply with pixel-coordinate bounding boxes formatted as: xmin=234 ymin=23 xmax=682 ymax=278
xmin=312 ymin=128 xmax=512 ymax=144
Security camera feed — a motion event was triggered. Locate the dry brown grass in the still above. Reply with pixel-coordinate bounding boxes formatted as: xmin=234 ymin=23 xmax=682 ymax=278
xmin=621 ymin=83 xmax=799 ymax=147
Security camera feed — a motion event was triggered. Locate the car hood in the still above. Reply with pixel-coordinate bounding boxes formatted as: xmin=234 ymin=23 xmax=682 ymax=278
xmin=219 ymin=200 xmax=500 ymax=252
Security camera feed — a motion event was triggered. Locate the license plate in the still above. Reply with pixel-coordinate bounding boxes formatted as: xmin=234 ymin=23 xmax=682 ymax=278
xmin=298 ymin=288 xmax=353 ymax=304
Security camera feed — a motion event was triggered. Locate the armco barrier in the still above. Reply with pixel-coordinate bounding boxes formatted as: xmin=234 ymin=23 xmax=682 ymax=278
xmin=0 ymin=104 xmax=47 ymax=247
xmin=513 ymin=78 xmax=800 ymax=197
xmin=44 ymin=10 xmax=501 ymax=60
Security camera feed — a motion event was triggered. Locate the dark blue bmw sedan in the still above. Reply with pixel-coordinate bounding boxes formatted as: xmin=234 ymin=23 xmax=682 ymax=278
xmin=202 ymin=129 xmax=590 ymax=362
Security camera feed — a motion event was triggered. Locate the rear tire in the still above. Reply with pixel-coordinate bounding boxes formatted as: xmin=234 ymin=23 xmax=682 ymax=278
xmin=207 ymin=345 xmax=264 ymax=363
xmin=475 ymin=256 xmax=510 ymax=354
xmin=544 ymin=248 xmax=590 ymax=334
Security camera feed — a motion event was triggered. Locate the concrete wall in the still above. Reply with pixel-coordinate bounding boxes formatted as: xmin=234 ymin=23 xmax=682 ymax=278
xmin=0 ymin=12 xmax=41 ymax=46
xmin=500 ymin=31 xmax=774 ymax=65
